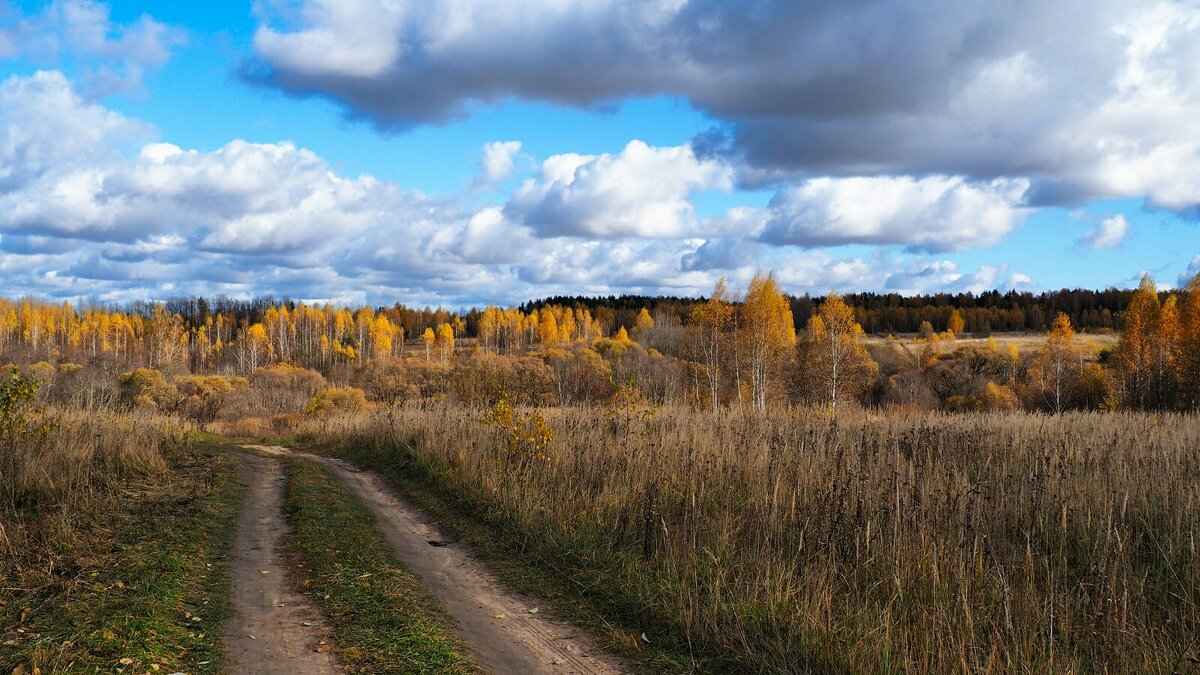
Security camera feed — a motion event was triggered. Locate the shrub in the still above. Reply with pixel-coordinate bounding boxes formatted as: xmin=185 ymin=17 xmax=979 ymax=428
xmin=118 ymin=368 xmax=180 ymax=411
xmin=306 ymin=386 xmax=371 ymax=417
xmin=175 ymin=374 xmax=249 ymax=422
xmin=972 ymin=380 xmax=1020 ymax=411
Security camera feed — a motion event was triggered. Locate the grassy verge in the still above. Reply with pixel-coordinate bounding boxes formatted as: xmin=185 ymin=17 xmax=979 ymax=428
xmin=282 ymin=457 xmax=478 ymax=674
xmin=325 ymin=442 xmax=694 ymax=673
xmin=0 ymin=437 xmax=243 ymax=674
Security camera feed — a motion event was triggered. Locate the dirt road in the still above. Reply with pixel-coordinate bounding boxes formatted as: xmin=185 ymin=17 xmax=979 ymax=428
xmin=241 ymin=445 xmax=628 ymax=675
xmin=224 ymin=451 xmax=340 ymax=674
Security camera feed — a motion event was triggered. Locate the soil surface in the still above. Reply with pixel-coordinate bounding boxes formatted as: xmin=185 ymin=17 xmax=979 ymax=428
xmin=223 ymin=451 xmax=340 ymax=674
xmin=241 ymin=445 xmax=629 ymax=675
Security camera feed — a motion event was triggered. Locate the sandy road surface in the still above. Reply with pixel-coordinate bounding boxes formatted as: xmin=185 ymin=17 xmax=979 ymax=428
xmin=242 ymin=444 xmax=630 ymax=675
xmin=223 ymin=451 xmax=340 ymax=674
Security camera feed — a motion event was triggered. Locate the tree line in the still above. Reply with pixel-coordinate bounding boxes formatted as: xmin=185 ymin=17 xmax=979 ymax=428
xmin=1 ymin=273 xmax=1197 ymax=414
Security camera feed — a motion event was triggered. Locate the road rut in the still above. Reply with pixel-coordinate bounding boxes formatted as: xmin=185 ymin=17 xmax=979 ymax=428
xmin=242 ymin=445 xmax=629 ymax=675
xmin=224 ymin=451 xmax=340 ymax=674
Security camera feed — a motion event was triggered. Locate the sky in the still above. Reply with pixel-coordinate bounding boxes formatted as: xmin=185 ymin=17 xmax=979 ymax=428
xmin=0 ymin=0 xmax=1198 ymax=307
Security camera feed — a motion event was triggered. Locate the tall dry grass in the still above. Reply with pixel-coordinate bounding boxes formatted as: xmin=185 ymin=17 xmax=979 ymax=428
xmin=2 ymin=409 xmax=188 ymax=509
xmin=308 ymin=405 xmax=1200 ymax=672
xmin=1 ymin=408 xmax=191 ymax=577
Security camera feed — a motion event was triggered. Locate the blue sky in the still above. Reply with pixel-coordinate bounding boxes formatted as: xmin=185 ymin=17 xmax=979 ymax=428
xmin=1 ymin=0 xmax=1198 ymax=306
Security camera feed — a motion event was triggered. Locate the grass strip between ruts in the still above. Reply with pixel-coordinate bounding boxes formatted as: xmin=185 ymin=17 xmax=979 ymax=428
xmin=282 ymin=457 xmax=479 ymax=674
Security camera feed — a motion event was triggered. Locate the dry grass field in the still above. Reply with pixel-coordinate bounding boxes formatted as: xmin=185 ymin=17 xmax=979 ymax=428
xmin=862 ymin=331 xmax=1120 ymax=355
xmin=1 ymin=400 xmax=242 ymax=674
xmin=304 ymin=404 xmax=1200 ymax=673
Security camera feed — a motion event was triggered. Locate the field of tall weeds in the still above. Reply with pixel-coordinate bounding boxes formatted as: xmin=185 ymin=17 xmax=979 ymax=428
xmin=1 ymin=407 xmax=191 ymax=577
xmin=307 ymin=405 xmax=1200 ymax=672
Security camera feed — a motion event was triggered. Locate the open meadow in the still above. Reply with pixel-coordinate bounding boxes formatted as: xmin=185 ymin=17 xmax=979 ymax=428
xmin=6 ymin=4 xmax=1200 ymax=671
xmin=305 ymin=405 xmax=1200 ymax=672
xmin=3 ymin=275 xmax=1200 ymax=673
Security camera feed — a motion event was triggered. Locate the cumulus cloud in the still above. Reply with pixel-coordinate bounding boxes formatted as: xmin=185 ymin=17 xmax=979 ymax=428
xmin=505 ymin=140 xmax=732 ymax=238
xmin=247 ymin=0 xmax=1200 ymax=215
xmin=0 ymin=70 xmax=148 ymax=189
xmin=1181 ymin=256 xmax=1200 ymax=286
xmin=479 ymin=141 xmax=523 ymax=182
xmin=0 ymin=70 xmax=1047 ymax=305
xmin=1 ymin=0 xmax=186 ymax=95
xmin=1080 ymin=214 xmax=1130 ymax=249
xmin=757 ymin=176 xmax=1029 ymax=252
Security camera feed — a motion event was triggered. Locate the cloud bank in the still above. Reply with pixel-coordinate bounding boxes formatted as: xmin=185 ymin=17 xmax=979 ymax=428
xmin=0 ymin=70 xmax=1044 ymax=305
xmin=1 ymin=0 xmax=185 ymax=94
xmin=249 ymin=0 xmax=1200 ymax=215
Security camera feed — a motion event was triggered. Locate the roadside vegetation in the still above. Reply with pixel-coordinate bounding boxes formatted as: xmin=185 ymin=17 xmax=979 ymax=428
xmin=1 ymin=366 xmax=241 ymax=673
xmin=283 ymin=458 xmax=478 ymax=674
xmin=308 ymin=406 xmax=1200 ymax=672
xmin=1 ymin=269 xmax=1199 ymax=672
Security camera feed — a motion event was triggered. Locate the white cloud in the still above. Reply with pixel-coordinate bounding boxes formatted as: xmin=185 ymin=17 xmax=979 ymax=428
xmin=505 ymin=140 xmax=732 ymax=238
xmin=1 ymin=0 xmax=186 ymax=95
xmin=253 ymin=0 xmax=405 ymax=79
xmin=1180 ymin=256 xmax=1200 ymax=286
xmin=247 ymin=0 xmax=1200 ymax=215
xmin=480 ymin=141 xmax=523 ymax=182
xmin=0 ymin=70 xmax=1046 ymax=306
xmin=758 ymin=175 xmax=1029 ymax=252
xmin=0 ymin=70 xmax=147 ymax=188
xmin=1081 ymin=214 xmax=1130 ymax=249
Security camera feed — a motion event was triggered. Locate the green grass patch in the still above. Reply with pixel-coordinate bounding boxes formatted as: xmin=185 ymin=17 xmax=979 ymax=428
xmin=0 ymin=438 xmax=243 ymax=674
xmin=325 ymin=442 xmax=693 ymax=673
xmin=282 ymin=458 xmax=478 ymax=674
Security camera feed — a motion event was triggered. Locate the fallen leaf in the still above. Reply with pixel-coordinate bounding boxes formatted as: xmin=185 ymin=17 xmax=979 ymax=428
xmin=528 ymin=607 xmax=539 ymax=614
xmin=493 ymin=613 xmax=507 ymax=619
xmin=641 ymin=633 xmax=650 ymax=643
xmin=259 ymin=570 xmax=270 ymax=575
xmin=302 ymin=622 xmax=314 ymax=627
xmin=119 ymin=658 xmax=134 ymax=665
xmin=316 ymin=643 xmax=331 ymax=654
xmin=247 ymin=635 xmax=256 ymax=640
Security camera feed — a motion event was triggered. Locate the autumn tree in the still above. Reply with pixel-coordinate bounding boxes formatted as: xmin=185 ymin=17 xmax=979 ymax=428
xmin=633 ymin=306 xmax=652 ymax=333
xmin=947 ymin=309 xmax=966 ymax=337
xmin=1117 ymin=275 xmax=1180 ymax=409
xmin=436 ymin=323 xmax=455 ymax=364
xmin=739 ymin=272 xmax=796 ymax=411
xmin=686 ymin=277 xmax=735 ymax=416
xmin=538 ymin=310 xmax=559 ymax=346
xmin=1178 ymin=273 xmax=1200 ymax=409
xmin=242 ymin=323 xmax=270 ymax=374
xmin=369 ymin=315 xmax=398 ymax=359
xmin=421 ymin=327 xmax=436 ymax=361
xmin=1026 ymin=313 xmax=1079 ymax=413
xmin=793 ymin=293 xmax=878 ymax=413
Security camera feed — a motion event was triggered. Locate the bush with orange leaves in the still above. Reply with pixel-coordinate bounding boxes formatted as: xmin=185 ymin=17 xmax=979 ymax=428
xmin=482 ymin=397 xmax=555 ymax=469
